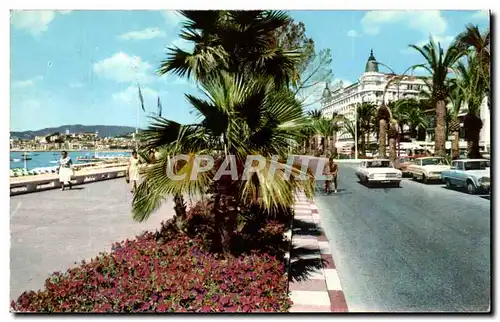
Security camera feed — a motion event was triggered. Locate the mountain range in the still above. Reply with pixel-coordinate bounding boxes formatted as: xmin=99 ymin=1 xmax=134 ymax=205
xmin=10 ymin=125 xmax=137 ymax=139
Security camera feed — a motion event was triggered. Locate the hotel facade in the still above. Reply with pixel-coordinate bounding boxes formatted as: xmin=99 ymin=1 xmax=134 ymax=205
xmin=320 ymin=50 xmax=491 ymax=155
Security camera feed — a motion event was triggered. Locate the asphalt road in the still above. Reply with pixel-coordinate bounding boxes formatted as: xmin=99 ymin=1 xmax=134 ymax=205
xmin=315 ymin=163 xmax=491 ymax=312
xmin=10 ymin=178 xmax=175 ymax=301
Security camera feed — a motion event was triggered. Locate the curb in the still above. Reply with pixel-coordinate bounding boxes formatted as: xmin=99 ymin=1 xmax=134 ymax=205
xmin=288 ymin=192 xmax=349 ymax=313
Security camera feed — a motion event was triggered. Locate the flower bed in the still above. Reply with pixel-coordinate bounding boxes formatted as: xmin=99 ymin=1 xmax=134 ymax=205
xmin=12 ymin=200 xmax=294 ymax=313
xmin=12 ymin=234 xmax=291 ymax=312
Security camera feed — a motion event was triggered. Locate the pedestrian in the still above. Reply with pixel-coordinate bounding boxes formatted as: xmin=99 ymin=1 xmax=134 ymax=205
xmin=323 ymin=156 xmax=339 ymax=194
xmin=127 ymin=150 xmax=140 ymax=193
xmin=58 ymin=151 xmax=74 ymax=191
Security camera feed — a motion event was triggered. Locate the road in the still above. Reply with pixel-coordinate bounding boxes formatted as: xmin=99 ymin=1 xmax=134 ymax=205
xmin=315 ymin=163 xmax=490 ymax=312
xmin=10 ymin=178 xmax=175 ymax=301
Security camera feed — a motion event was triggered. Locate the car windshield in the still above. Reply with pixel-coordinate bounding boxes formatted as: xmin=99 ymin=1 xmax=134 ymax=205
xmin=399 ymin=157 xmax=411 ymax=163
xmin=422 ymin=158 xmax=447 ymax=166
xmin=367 ymin=160 xmax=391 ymax=168
xmin=464 ymin=161 xmax=488 ymax=170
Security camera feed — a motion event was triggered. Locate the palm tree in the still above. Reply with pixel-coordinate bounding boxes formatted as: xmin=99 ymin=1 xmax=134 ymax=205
xmin=377 ymin=105 xmax=391 ymax=158
xmin=136 ymin=73 xmax=314 ymax=254
xmin=356 ymin=103 xmax=377 ymax=155
xmin=409 ymin=37 xmax=462 ymax=157
xmin=158 ymin=10 xmax=302 ymax=89
xmin=454 ymin=53 xmax=487 ymax=158
xmin=387 ymin=119 xmax=398 ymax=163
xmin=446 ymin=78 xmax=464 ymax=160
xmin=456 ymin=24 xmax=490 ymax=110
xmin=307 ymin=108 xmax=322 ymax=119
xmin=313 ymin=113 xmax=346 ymax=157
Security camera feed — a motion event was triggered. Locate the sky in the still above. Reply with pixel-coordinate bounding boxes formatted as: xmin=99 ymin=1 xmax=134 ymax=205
xmin=9 ymin=10 xmax=489 ymax=132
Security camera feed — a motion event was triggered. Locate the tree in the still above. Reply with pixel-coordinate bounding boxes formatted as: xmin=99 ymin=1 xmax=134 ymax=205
xmin=377 ymin=105 xmax=391 ymax=158
xmin=271 ymin=19 xmax=333 ymax=106
xmin=409 ymin=37 xmax=462 ymax=157
xmin=356 ymin=103 xmax=377 ymax=155
xmin=158 ymin=10 xmax=301 ymax=89
xmin=295 ymin=49 xmax=334 ymax=107
xmin=136 ymin=73 xmax=314 ymax=254
xmin=454 ymin=53 xmax=487 ymax=158
xmin=313 ymin=114 xmax=345 ymax=157
xmin=446 ymin=78 xmax=464 ymax=160
xmin=456 ymin=24 xmax=490 ymax=110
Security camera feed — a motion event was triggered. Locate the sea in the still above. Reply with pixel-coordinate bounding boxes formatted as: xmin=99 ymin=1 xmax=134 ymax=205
xmin=10 ymin=151 xmax=131 ymax=170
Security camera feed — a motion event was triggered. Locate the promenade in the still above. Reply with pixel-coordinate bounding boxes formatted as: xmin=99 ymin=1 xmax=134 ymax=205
xmin=10 ymin=178 xmax=173 ymax=300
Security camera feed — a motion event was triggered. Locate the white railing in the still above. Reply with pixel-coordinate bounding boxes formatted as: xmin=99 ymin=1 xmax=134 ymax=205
xmin=10 ymin=167 xmax=128 ymax=196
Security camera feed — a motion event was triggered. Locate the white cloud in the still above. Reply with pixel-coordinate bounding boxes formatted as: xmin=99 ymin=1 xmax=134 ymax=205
xmin=400 ymin=35 xmax=455 ymax=55
xmin=93 ymin=52 xmax=154 ymax=83
xmin=347 ymin=30 xmax=359 ymax=38
xmin=12 ymin=76 xmax=43 ymax=88
xmin=118 ymin=27 xmax=167 ymax=41
xmin=361 ymin=11 xmax=447 ymax=36
xmin=162 ymin=11 xmax=184 ymax=27
xmin=471 ymin=10 xmax=489 ymax=21
xmin=69 ymin=82 xmax=84 ymax=88
xmin=10 ymin=10 xmax=71 ymax=36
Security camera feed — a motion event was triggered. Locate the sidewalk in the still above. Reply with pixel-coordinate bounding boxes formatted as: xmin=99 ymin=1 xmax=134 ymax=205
xmin=289 ymin=193 xmax=349 ymax=312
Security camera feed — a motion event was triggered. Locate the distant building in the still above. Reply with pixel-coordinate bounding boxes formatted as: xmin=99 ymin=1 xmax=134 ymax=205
xmin=320 ymin=50 xmax=428 ymax=144
xmin=65 ymin=129 xmax=70 ymax=135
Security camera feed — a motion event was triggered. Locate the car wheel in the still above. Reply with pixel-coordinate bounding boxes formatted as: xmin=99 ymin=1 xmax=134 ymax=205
xmin=394 ymin=181 xmax=401 ymax=188
xmin=466 ymin=181 xmax=476 ymax=194
xmin=445 ymin=179 xmax=452 ymax=189
xmin=422 ymin=174 xmax=428 ymax=184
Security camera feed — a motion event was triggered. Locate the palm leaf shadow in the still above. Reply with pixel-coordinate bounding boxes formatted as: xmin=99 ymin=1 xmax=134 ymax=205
xmin=292 ymin=219 xmax=321 ymax=236
xmin=289 ymin=245 xmax=327 ymax=282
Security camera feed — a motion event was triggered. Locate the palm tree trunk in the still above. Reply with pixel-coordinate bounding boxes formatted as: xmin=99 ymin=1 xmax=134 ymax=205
xmin=329 ymin=135 xmax=334 ymax=157
xmin=389 ymin=138 xmax=397 ymax=163
xmin=435 ymin=100 xmax=447 ymax=157
xmin=360 ymin=133 xmax=366 ymax=156
xmin=173 ymin=194 xmax=187 ymax=231
xmin=378 ymin=119 xmax=387 ymax=158
xmin=332 ymin=131 xmax=337 ymax=157
xmin=467 ymin=130 xmax=482 ymax=159
xmin=452 ymin=131 xmax=460 ymax=160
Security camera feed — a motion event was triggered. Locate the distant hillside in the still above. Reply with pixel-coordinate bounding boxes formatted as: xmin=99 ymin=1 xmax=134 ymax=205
xmin=10 ymin=125 xmax=137 ymax=139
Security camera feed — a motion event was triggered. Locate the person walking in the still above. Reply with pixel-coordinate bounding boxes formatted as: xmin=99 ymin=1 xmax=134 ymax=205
xmin=58 ymin=151 xmax=73 ymax=191
xmin=127 ymin=150 xmax=140 ymax=193
xmin=323 ymin=156 xmax=339 ymax=194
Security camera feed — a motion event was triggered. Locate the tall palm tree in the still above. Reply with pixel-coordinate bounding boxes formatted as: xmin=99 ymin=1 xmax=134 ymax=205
xmin=136 ymin=73 xmax=314 ymax=254
xmin=446 ymin=78 xmax=464 ymax=160
xmin=377 ymin=105 xmax=391 ymax=158
xmin=409 ymin=37 xmax=462 ymax=157
xmin=356 ymin=103 xmax=377 ymax=155
xmin=158 ymin=10 xmax=301 ymax=89
xmin=387 ymin=119 xmax=399 ymax=163
xmin=454 ymin=53 xmax=487 ymax=158
xmin=456 ymin=24 xmax=490 ymax=110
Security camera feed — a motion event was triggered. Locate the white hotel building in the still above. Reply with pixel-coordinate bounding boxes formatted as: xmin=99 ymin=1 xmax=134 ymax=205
xmin=320 ymin=50 xmax=491 ymax=154
xmin=320 ymin=50 xmax=427 ymax=144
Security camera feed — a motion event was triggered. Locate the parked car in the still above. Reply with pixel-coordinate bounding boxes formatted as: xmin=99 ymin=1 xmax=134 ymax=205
xmin=440 ymin=159 xmax=490 ymax=194
xmin=394 ymin=156 xmax=414 ymax=176
xmin=355 ymin=159 xmax=402 ymax=187
xmin=406 ymin=157 xmax=450 ymax=183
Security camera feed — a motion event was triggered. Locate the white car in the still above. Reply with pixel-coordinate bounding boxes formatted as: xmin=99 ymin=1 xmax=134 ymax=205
xmin=406 ymin=157 xmax=450 ymax=183
xmin=355 ymin=159 xmax=403 ymax=187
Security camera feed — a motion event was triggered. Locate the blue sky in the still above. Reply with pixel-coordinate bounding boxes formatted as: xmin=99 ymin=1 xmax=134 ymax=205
xmin=10 ymin=10 xmax=489 ymax=132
